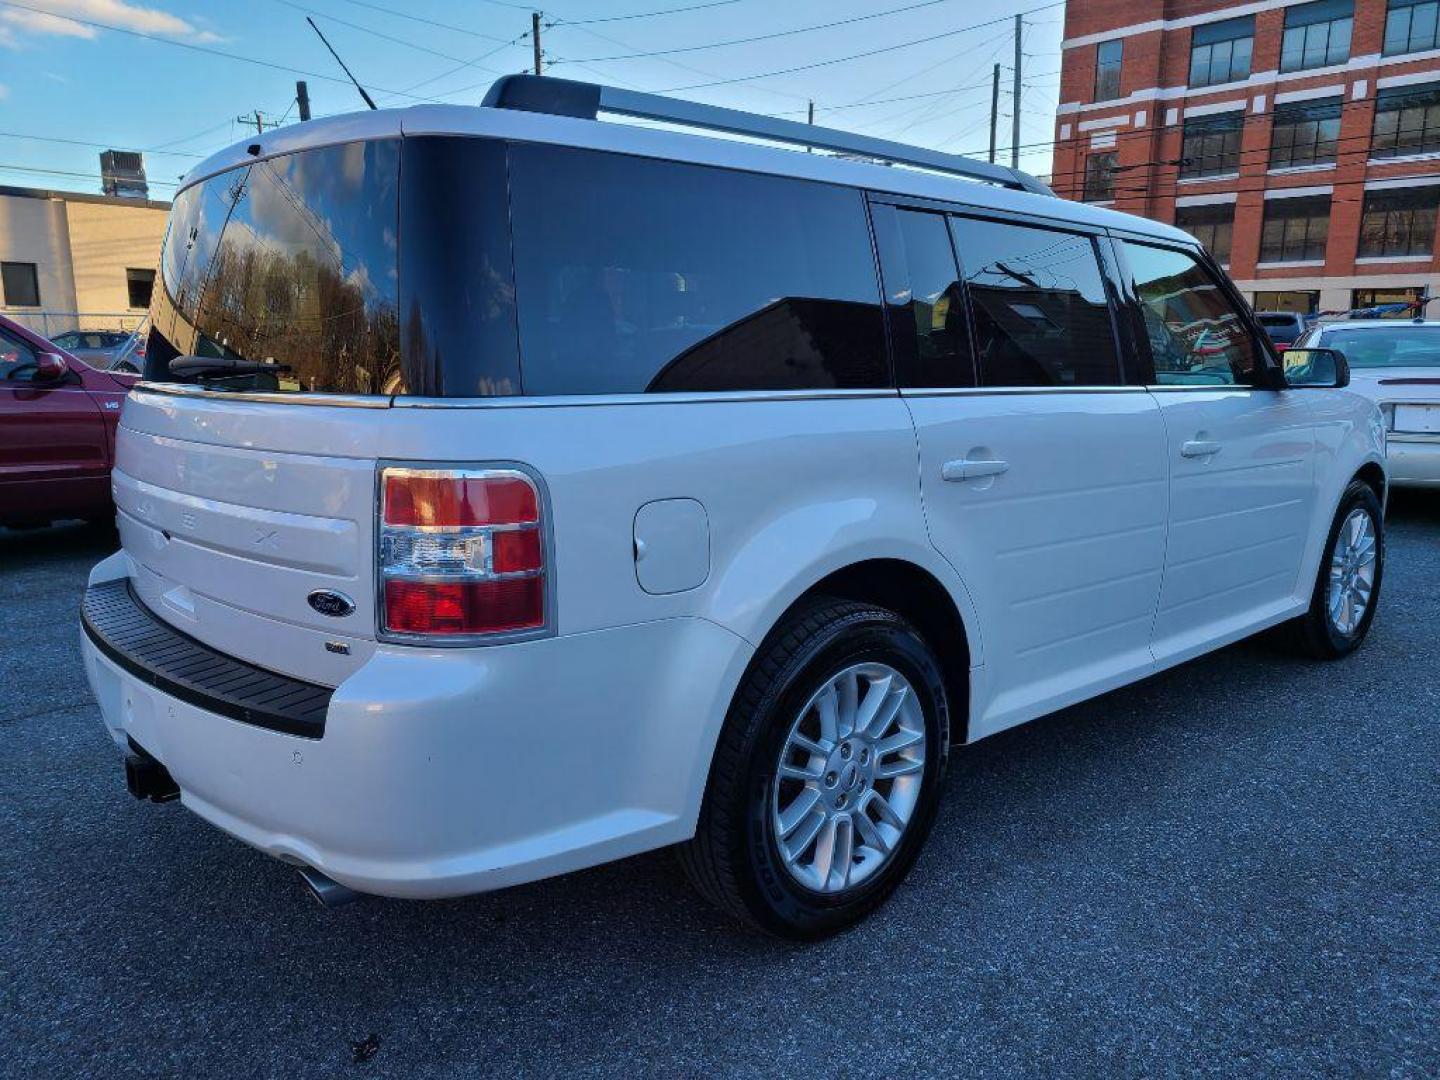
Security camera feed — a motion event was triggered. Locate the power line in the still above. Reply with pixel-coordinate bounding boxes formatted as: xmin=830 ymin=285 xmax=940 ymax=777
xmin=649 ymin=3 xmax=1065 ymax=93
xmin=143 ymin=119 xmax=237 ymax=152
xmin=325 ymin=0 xmax=514 ymax=40
xmin=1018 ymin=94 xmax=1439 ymax=187
xmin=552 ymin=1 xmax=743 ymax=25
xmin=271 ymin=0 xmax=506 ymax=78
xmin=0 ymin=162 xmax=180 ymax=189
xmin=557 ymin=20 xmax=812 ymax=104
xmin=384 ymin=32 xmax=532 ymax=100
xmin=0 ymin=0 xmax=441 ymax=104
xmin=557 ymin=0 xmax=979 ymax=63
xmin=770 ymin=84 xmax=996 ymax=118
xmin=0 ymin=129 xmax=213 ymax=159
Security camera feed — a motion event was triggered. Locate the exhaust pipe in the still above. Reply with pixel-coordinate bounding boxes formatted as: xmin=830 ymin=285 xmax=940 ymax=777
xmin=298 ymin=865 xmax=362 ymax=907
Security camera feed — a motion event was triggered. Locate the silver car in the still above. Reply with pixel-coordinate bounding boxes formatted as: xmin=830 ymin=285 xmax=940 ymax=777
xmin=1294 ymin=319 xmax=1440 ymax=488
xmin=49 ymin=328 xmax=145 ymax=373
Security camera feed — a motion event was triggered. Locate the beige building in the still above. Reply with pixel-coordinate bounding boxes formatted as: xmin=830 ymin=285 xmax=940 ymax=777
xmin=0 ymin=183 xmax=170 ymax=338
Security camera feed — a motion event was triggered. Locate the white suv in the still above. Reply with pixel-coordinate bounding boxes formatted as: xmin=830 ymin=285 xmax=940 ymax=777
xmin=80 ymin=77 xmax=1387 ymax=938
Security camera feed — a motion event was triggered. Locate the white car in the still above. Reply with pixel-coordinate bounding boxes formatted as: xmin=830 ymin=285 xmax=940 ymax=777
xmin=80 ymin=76 xmax=1386 ymax=938
xmin=1292 ymin=319 xmax=1440 ymax=488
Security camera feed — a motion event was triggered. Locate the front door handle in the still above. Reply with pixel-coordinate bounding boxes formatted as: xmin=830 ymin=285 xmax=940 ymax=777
xmin=1181 ymin=440 xmax=1222 ymax=458
xmin=942 ymin=457 xmax=1010 ymax=482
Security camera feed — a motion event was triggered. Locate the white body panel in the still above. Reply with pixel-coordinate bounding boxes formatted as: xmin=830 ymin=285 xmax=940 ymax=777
xmin=79 ymin=101 xmax=1389 ymax=901
xmin=905 ymin=389 xmax=1169 ymax=739
xmin=1148 ymin=387 xmax=1318 ymax=667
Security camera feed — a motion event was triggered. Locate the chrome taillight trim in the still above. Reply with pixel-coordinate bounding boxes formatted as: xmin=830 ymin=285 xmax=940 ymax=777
xmin=375 ymin=463 xmax=556 ymax=648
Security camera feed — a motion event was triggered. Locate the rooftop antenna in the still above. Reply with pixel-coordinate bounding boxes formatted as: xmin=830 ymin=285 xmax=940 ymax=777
xmin=306 ymin=16 xmax=377 ymax=110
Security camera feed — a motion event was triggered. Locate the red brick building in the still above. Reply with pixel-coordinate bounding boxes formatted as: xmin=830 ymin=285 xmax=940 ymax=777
xmin=1051 ymin=0 xmax=1440 ymax=316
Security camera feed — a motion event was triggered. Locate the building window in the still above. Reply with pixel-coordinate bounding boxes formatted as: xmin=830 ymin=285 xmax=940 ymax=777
xmin=1259 ymin=195 xmax=1331 ymax=262
xmin=1384 ymin=0 xmax=1440 ymax=56
xmin=1190 ymin=16 xmax=1254 ymax=88
xmin=1358 ymin=186 xmax=1440 ymax=257
xmin=1175 ymin=203 xmax=1235 ymax=263
xmin=1254 ymin=290 xmax=1319 ymax=314
xmin=1084 ymin=152 xmax=1117 ymax=201
xmin=1180 ymin=113 xmax=1243 ymax=179
xmin=1 ymin=262 xmax=40 ymax=307
xmin=1372 ymin=83 xmax=1440 ymax=158
xmin=126 ymin=268 xmax=155 ymax=310
xmin=1352 ymin=286 xmax=1426 ymax=316
xmin=1270 ymin=97 xmax=1343 ymax=169
xmin=1281 ymin=0 xmax=1353 ymax=73
xmin=1095 ymin=39 xmax=1123 ymax=101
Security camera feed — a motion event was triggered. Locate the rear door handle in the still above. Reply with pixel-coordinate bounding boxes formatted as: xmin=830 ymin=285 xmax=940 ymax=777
xmin=941 ymin=457 xmax=1010 ymax=482
xmin=1181 ymin=440 xmax=1222 ymax=458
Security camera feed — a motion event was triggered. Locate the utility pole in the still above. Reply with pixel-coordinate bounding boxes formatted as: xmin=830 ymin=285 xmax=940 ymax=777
xmin=533 ymin=11 xmax=543 ymax=75
xmin=988 ymin=63 xmax=1000 ymax=164
xmin=236 ymin=111 xmax=269 ymax=135
xmin=296 ymin=80 xmax=311 ymax=121
xmin=1011 ymin=14 xmax=1022 ymax=170
xmin=807 ymin=99 xmax=814 ymax=152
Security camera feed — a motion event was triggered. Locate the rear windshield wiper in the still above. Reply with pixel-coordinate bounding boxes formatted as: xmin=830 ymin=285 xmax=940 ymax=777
xmin=169 ymin=356 xmax=292 ymax=382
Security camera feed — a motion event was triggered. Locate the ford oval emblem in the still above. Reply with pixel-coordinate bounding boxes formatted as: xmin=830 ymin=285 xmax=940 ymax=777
xmin=307 ymin=589 xmax=356 ymax=618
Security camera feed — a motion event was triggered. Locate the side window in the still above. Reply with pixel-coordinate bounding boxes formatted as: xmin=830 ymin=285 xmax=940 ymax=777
xmin=1119 ymin=240 xmax=1261 ymax=386
xmin=875 ymin=205 xmax=973 ymax=387
xmin=0 ymin=329 xmax=38 ymax=381
xmin=509 ymin=145 xmax=887 ymax=395
xmin=950 ymin=217 xmax=1122 ymax=387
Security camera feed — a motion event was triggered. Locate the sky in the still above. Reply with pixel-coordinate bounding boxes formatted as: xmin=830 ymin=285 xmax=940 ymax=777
xmin=0 ymin=0 xmax=1065 ymax=200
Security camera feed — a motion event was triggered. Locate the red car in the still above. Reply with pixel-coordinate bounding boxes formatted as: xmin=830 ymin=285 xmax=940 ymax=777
xmin=0 ymin=313 xmax=137 ymax=528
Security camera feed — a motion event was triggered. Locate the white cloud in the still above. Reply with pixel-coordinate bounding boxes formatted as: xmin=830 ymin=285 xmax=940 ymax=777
xmin=0 ymin=2 xmax=221 ymax=48
xmin=0 ymin=83 xmax=9 ymax=99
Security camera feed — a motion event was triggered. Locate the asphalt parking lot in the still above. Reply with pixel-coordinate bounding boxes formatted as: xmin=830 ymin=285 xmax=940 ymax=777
xmin=2 ymin=497 xmax=1437 ymax=1079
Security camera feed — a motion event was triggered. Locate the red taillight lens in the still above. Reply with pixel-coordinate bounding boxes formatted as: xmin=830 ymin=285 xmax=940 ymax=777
xmin=383 ymin=473 xmax=537 ymax=527
xmin=378 ymin=468 xmax=547 ymax=641
xmin=384 ymin=579 xmax=545 ymax=635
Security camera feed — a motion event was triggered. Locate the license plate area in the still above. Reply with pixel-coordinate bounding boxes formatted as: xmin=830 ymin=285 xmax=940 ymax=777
xmin=1394 ymin=404 xmax=1440 ymax=433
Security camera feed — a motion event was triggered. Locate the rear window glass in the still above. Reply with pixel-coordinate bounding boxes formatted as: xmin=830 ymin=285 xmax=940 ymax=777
xmin=146 ymin=139 xmax=403 ymax=394
xmin=508 ymin=144 xmax=887 ymax=395
xmin=1257 ymin=314 xmax=1298 ymax=326
xmin=1322 ymin=326 xmax=1440 ymax=367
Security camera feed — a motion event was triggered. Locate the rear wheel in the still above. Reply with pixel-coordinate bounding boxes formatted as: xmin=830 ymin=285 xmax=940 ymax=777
xmin=679 ymin=598 xmax=950 ymax=939
xmin=1287 ymin=480 xmax=1384 ymax=659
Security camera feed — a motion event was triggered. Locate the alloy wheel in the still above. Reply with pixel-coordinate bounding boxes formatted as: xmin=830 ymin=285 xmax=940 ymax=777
xmin=1327 ymin=507 xmax=1378 ymax=636
xmin=770 ymin=662 xmax=927 ymax=894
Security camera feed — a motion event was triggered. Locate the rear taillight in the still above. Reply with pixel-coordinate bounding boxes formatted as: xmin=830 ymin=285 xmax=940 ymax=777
xmin=378 ymin=467 xmax=548 ymax=642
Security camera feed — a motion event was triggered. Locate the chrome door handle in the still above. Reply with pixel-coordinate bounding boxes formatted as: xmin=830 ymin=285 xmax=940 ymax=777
xmin=941 ymin=458 xmax=1010 ymax=482
xmin=1181 ymin=440 xmax=1222 ymax=458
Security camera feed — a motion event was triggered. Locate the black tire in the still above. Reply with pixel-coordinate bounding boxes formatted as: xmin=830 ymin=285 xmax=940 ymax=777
xmin=1286 ymin=479 xmax=1384 ymax=659
xmin=678 ymin=596 xmax=950 ymax=939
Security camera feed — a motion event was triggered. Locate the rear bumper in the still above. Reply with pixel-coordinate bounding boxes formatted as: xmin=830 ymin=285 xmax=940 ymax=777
xmin=1387 ymin=435 xmax=1440 ymax=488
xmin=82 ymin=561 xmax=753 ymax=899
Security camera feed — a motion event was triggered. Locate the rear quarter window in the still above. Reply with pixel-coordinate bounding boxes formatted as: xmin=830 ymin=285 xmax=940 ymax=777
xmin=507 ymin=145 xmax=888 ymax=395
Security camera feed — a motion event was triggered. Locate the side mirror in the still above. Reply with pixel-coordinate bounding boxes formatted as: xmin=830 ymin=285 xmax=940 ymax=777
xmin=1283 ymin=347 xmax=1349 ymax=389
xmin=34 ymin=352 xmax=69 ymax=382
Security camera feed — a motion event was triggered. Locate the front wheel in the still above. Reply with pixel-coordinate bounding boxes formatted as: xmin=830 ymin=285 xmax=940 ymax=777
xmin=678 ymin=598 xmax=950 ymax=939
xmin=1287 ymin=479 xmax=1384 ymax=659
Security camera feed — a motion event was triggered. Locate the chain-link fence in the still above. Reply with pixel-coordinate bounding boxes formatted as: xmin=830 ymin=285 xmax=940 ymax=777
xmin=0 ymin=310 xmax=147 ymax=339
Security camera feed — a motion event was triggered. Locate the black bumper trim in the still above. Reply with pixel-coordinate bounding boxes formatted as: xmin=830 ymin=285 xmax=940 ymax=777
xmin=82 ymin=579 xmax=332 ymax=739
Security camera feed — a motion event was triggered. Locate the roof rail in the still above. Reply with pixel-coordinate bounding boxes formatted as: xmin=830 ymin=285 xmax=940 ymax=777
xmin=480 ymin=75 xmax=1054 ymax=198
